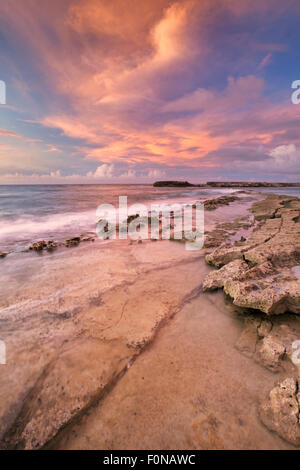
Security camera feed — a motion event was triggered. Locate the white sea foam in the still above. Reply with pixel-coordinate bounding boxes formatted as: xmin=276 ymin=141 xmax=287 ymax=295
xmin=0 ymin=210 xmax=98 ymax=242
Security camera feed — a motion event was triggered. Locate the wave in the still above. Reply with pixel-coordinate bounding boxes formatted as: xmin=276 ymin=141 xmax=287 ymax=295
xmin=0 ymin=209 xmax=99 ymax=243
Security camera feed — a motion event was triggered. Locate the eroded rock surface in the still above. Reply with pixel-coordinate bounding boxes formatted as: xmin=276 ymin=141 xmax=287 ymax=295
xmin=235 ymin=313 xmax=300 ymax=373
xmin=204 ymin=195 xmax=300 ymax=315
xmin=203 ymin=195 xmax=239 ymax=211
xmin=260 ymin=378 xmax=300 ymax=446
xmin=0 ymin=240 xmax=207 ymax=449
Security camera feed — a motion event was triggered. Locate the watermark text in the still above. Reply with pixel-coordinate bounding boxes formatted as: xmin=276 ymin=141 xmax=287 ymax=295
xmin=0 ymin=80 xmax=6 ymax=105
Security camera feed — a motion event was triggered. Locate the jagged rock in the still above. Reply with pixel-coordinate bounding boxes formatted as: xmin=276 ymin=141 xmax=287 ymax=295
xmin=203 ymin=259 xmax=247 ymax=291
xmin=250 ymin=196 xmax=282 ymax=221
xmin=65 ymin=237 xmax=81 ymax=247
xmin=254 ymin=335 xmax=286 ymax=372
xmin=223 ymin=275 xmax=300 ymax=315
xmin=127 ymin=214 xmax=139 ymax=224
xmin=205 ymin=244 xmax=246 ymax=267
xmin=203 ymin=195 xmax=239 ymax=211
xmin=235 ymin=315 xmax=273 ymax=359
xmin=236 ymin=319 xmax=300 ymax=373
xmin=235 ymin=316 xmax=273 ymax=362
xmin=260 ymin=378 xmax=300 ymax=446
xmin=204 ymin=195 xmax=300 ymax=314
xmin=29 ymin=241 xmax=47 ymax=251
xmin=46 ymin=240 xmax=57 ymax=251
xmin=204 ymin=230 xmax=228 ymax=248
xmin=257 ymin=319 xmax=273 ymax=338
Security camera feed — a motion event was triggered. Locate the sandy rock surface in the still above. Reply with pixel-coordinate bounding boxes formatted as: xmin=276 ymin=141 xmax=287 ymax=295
xmin=260 ymin=378 xmax=300 ymax=446
xmin=204 ymin=195 xmax=300 ymax=315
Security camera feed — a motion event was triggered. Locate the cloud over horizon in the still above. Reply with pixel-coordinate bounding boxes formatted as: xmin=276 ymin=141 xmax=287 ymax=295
xmin=0 ymin=0 xmax=299 ymax=183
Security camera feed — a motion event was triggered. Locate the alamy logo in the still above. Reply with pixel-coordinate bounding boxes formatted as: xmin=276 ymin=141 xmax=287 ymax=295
xmin=291 ymin=80 xmax=300 ymax=105
xmin=0 ymin=80 xmax=6 ymax=105
xmin=96 ymin=196 xmax=204 ymax=251
xmin=291 ymin=340 xmax=300 ymax=366
xmin=0 ymin=340 xmax=6 ymax=365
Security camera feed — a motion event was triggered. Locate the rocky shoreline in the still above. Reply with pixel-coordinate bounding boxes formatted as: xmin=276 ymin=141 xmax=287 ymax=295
xmin=0 ymin=192 xmax=299 ymax=449
xmin=0 ymin=193 xmax=245 ymax=257
xmin=203 ymin=194 xmax=300 ymax=315
xmin=203 ymin=193 xmax=300 ymax=445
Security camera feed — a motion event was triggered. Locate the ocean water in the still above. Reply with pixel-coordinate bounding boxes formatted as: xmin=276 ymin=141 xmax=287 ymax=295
xmin=0 ymin=184 xmax=299 ymax=252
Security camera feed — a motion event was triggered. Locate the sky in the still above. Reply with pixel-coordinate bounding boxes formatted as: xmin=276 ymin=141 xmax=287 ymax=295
xmin=0 ymin=0 xmax=300 ymax=184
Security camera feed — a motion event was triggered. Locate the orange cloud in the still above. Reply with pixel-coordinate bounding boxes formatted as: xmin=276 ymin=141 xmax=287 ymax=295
xmin=1 ymin=0 xmax=299 ymax=179
xmin=0 ymin=129 xmax=22 ymax=138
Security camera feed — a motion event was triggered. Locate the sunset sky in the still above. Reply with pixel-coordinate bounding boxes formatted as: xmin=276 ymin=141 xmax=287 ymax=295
xmin=0 ymin=0 xmax=300 ymax=183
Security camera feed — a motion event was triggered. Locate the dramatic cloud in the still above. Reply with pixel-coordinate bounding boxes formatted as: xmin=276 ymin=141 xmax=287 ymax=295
xmin=0 ymin=0 xmax=299 ymax=181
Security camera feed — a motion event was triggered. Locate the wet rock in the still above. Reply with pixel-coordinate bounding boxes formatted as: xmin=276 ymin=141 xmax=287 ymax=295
xmin=235 ymin=316 xmax=261 ymax=358
xmin=203 ymin=259 xmax=247 ymax=291
xmin=254 ymin=335 xmax=286 ymax=372
xmin=127 ymin=214 xmax=139 ymax=224
xmin=204 ymin=195 xmax=300 ymax=314
xmin=203 ymin=195 xmax=239 ymax=211
xmin=65 ymin=237 xmax=81 ymax=247
xmin=257 ymin=319 xmax=273 ymax=338
xmin=204 ymin=230 xmax=229 ymax=249
xmin=46 ymin=241 xmax=57 ymax=251
xmin=81 ymin=237 xmax=95 ymax=242
xmin=206 ymin=244 xmax=245 ymax=267
xmin=3 ymin=338 xmax=131 ymax=450
xmin=259 ymin=378 xmax=300 ymax=446
xmin=29 ymin=241 xmax=47 ymax=251
xmin=224 ymin=274 xmax=300 ymax=315
xmin=235 ymin=317 xmax=300 ymax=373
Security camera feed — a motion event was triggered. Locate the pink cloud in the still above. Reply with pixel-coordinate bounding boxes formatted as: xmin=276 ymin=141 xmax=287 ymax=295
xmin=0 ymin=0 xmax=299 ymax=179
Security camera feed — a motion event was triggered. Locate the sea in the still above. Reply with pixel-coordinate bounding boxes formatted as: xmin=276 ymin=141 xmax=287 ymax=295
xmin=0 ymin=184 xmax=299 ymax=252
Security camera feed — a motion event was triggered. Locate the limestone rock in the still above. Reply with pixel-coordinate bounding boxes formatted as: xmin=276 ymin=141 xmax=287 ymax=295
xmin=4 ymin=338 xmax=131 ymax=450
xmin=203 ymin=195 xmax=239 ymax=211
xmin=204 ymin=195 xmax=300 ymax=315
xmin=260 ymin=378 xmax=300 ymax=446
xmin=235 ymin=316 xmax=261 ymax=358
xmin=203 ymin=259 xmax=247 ymax=291
xmin=223 ymin=275 xmax=300 ymax=315
xmin=205 ymin=244 xmax=245 ymax=268
xmin=254 ymin=335 xmax=286 ymax=372
xmin=29 ymin=241 xmax=47 ymax=251
xmin=65 ymin=237 xmax=81 ymax=247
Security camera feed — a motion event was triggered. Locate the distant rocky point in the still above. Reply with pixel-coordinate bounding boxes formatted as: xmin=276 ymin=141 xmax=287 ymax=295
xmin=153 ymin=180 xmax=200 ymax=187
xmin=153 ymin=180 xmax=300 ymax=188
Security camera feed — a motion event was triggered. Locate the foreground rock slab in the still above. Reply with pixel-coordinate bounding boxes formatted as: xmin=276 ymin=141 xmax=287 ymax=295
xmin=0 ymin=241 xmax=206 ymax=449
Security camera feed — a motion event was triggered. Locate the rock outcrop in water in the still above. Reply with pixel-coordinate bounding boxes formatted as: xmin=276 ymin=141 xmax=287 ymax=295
xmin=235 ymin=314 xmax=300 ymax=373
xmin=260 ymin=378 xmax=300 ymax=446
xmin=203 ymin=194 xmax=300 ymax=315
xmin=153 ymin=180 xmax=300 ymax=188
xmin=153 ymin=180 xmax=198 ymax=187
xmin=203 ymin=195 xmax=239 ymax=210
